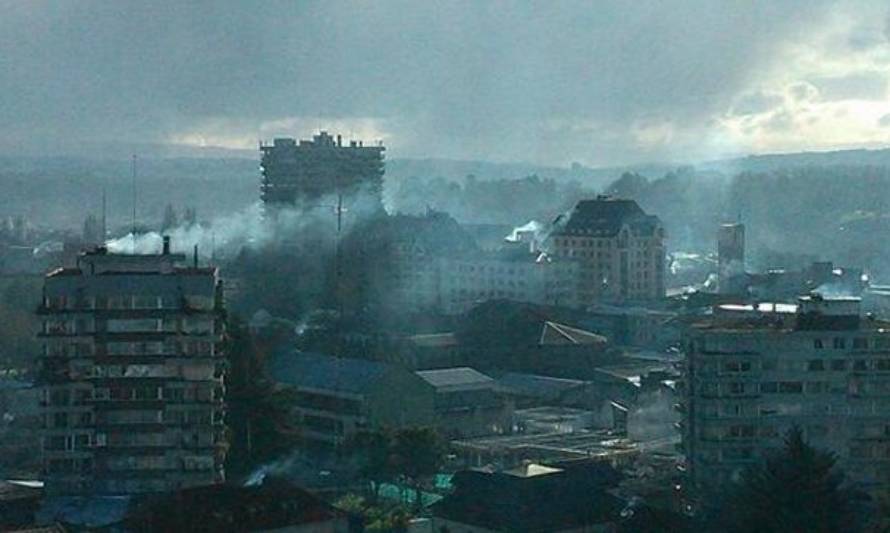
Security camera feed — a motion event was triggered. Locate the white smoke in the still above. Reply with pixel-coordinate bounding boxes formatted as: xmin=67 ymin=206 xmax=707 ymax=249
xmin=505 ymin=220 xmax=544 ymax=242
xmin=106 ymin=202 xmax=268 ymax=257
xmin=105 ymin=190 xmax=368 ymax=258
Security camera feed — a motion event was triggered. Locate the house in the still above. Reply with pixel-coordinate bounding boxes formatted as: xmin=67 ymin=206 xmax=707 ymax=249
xmin=430 ymin=462 xmax=624 ymax=532
xmin=124 ymin=478 xmax=351 ymax=532
xmin=268 ymin=352 xmax=435 ymax=448
xmin=415 ymin=368 xmax=512 ymax=439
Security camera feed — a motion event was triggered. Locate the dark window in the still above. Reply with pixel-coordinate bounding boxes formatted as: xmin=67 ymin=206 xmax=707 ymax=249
xmin=834 ymin=338 xmax=847 ymax=350
xmin=831 ymin=360 xmax=847 ymax=371
xmin=779 ymin=382 xmax=803 ymax=393
xmin=853 ymin=338 xmax=869 ymax=350
xmin=814 ymin=339 xmax=824 ymax=349
xmin=808 ymin=360 xmax=825 ymax=371
xmin=761 ymin=382 xmax=778 ymax=393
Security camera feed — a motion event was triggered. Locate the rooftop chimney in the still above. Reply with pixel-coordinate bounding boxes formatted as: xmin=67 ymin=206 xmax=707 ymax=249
xmin=162 ymin=236 xmax=171 ymax=255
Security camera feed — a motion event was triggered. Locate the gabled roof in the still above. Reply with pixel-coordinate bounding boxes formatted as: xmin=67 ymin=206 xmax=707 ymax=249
xmin=268 ymin=351 xmax=390 ymax=394
xmin=540 ymin=321 xmax=608 ymax=346
xmin=416 ymin=367 xmax=494 ymax=391
xmin=552 ymin=197 xmax=660 ymax=237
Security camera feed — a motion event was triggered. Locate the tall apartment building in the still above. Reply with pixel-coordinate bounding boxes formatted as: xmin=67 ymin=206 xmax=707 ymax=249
xmin=38 ymin=239 xmax=226 ymax=495
xmin=548 ymin=197 xmax=665 ymax=305
xmin=682 ymin=295 xmax=890 ymax=490
xmin=260 ymin=131 xmax=385 ymax=210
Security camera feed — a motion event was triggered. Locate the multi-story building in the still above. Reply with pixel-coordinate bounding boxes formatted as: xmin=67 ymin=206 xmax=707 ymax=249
xmin=440 ymin=247 xmax=579 ymax=314
xmin=548 ymin=196 xmax=666 ymax=304
xmin=259 ymin=131 xmax=385 ymax=210
xmin=268 ymin=352 xmax=435 ymax=448
xmin=416 ymin=367 xmax=513 ymax=439
xmin=38 ymin=239 xmax=226 ymax=495
xmin=682 ymin=295 xmax=890 ymax=490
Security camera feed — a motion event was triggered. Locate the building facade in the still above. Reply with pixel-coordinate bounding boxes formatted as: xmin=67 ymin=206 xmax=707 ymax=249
xmin=548 ymin=197 xmax=666 ymax=305
xmin=38 ymin=241 xmax=226 ymax=495
xmin=682 ymin=295 xmax=890 ymax=490
xmin=268 ymin=352 xmax=435 ymax=448
xmin=260 ymin=131 xmax=385 ymax=210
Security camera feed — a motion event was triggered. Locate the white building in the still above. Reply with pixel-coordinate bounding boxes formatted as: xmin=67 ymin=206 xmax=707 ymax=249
xmin=683 ymin=294 xmax=890 ymax=490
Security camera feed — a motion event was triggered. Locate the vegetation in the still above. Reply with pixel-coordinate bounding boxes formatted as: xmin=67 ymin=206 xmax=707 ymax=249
xmin=700 ymin=427 xmax=853 ymax=533
xmin=344 ymin=427 xmax=443 ymax=510
xmin=224 ymin=315 xmax=301 ymax=476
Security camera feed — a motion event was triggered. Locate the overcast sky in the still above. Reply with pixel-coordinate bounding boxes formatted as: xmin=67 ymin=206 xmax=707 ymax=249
xmin=2 ymin=1 xmax=890 ymax=166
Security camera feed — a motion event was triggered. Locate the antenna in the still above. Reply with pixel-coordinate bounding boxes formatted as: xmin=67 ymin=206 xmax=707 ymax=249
xmin=101 ymin=186 xmax=107 ymax=244
xmin=131 ymin=154 xmax=138 ymax=253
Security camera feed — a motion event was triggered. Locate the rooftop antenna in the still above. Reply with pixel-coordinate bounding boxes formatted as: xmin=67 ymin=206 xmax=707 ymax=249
xmin=101 ymin=186 xmax=107 ymax=244
xmin=131 ymin=154 xmax=138 ymax=253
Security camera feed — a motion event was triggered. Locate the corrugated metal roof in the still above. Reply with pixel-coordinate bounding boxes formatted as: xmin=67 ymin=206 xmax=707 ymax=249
xmin=268 ymin=351 xmax=389 ymax=394
xmin=415 ymin=367 xmax=493 ymax=391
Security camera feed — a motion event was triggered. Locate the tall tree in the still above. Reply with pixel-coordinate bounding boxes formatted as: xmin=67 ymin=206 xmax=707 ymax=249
xmin=704 ymin=427 xmax=852 ymax=533
xmin=343 ymin=429 xmax=395 ymax=502
xmin=391 ymin=427 xmax=442 ymax=510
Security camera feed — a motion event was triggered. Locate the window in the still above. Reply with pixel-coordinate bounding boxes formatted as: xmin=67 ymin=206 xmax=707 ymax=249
xmin=762 ymin=359 xmax=777 ymax=371
xmin=814 ymin=339 xmax=824 ymax=349
xmin=779 ymin=382 xmax=803 ymax=394
xmin=806 ymin=381 xmax=826 ymax=394
xmin=854 ymin=359 xmax=869 ymax=371
xmin=853 ymin=338 xmax=869 ymax=350
xmin=808 ymin=360 xmax=825 ymax=371
xmin=728 ymin=382 xmax=747 ymax=395
xmin=833 ymin=338 xmax=847 ymax=350
xmin=831 ymin=360 xmax=847 ymax=371
xmin=876 ymin=359 xmax=890 ymax=371
xmin=760 ymin=382 xmax=778 ymax=393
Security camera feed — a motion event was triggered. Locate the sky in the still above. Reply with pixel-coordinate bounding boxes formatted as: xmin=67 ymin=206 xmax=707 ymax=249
xmin=1 ymin=1 xmax=890 ymax=166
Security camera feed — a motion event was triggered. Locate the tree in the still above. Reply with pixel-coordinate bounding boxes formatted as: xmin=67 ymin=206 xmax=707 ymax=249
xmin=391 ymin=427 xmax=442 ymax=511
xmin=703 ymin=426 xmax=852 ymax=533
xmin=224 ymin=315 xmax=300 ymax=476
xmin=344 ymin=429 xmax=395 ymax=502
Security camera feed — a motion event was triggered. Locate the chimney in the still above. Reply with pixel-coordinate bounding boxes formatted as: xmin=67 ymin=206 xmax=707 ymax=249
xmin=193 ymin=245 xmax=199 ymax=268
xmin=336 ymin=134 xmax=342 ymax=147
xmin=162 ymin=236 xmax=170 ymax=255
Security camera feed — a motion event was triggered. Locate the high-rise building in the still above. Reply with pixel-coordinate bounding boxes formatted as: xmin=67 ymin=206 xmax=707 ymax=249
xmin=38 ymin=238 xmax=226 ymax=495
xmin=717 ymin=222 xmax=745 ymax=294
xmin=682 ymin=295 xmax=890 ymax=490
xmin=547 ymin=197 xmax=666 ymax=304
xmin=259 ymin=131 xmax=385 ymax=210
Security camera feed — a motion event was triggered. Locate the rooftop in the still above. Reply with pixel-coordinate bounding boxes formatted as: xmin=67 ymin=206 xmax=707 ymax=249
xmin=551 ymin=197 xmax=661 ymax=237
xmin=268 ymin=351 xmax=390 ymax=395
xmin=540 ymin=321 xmax=608 ymax=346
xmin=416 ymin=367 xmax=494 ymax=391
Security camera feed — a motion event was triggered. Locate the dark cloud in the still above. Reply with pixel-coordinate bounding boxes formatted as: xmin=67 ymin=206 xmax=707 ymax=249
xmin=0 ymin=1 xmax=849 ymax=164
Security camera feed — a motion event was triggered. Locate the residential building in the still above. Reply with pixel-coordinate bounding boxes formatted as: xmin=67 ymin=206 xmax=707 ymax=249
xmin=267 ymin=351 xmax=435 ymax=447
xmin=548 ymin=196 xmax=666 ymax=304
xmin=124 ymin=478 xmax=350 ymax=532
xmin=440 ymin=246 xmax=579 ymax=314
xmin=430 ymin=462 xmax=624 ymax=532
xmin=416 ymin=367 xmax=513 ymax=439
xmin=682 ymin=294 xmax=890 ymax=489
xmin=260 ymin=131 xmax=385 ymax=210
xmin=38 ymin=239 xmax=226 ymax=495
